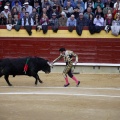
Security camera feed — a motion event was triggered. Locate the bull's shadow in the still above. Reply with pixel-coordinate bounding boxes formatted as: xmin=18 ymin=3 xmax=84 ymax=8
xmin=0 ymin=57 xmax=51 ymax=86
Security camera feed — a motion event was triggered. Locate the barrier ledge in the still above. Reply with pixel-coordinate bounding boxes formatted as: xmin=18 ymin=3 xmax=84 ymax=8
xmin=54 ymin=62 xmax=120 ymax=67
xmin=0 ymin=26 xmax=119 ymax=38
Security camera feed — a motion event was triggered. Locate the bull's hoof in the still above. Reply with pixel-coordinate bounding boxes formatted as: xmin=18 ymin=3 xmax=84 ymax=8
xmin=8 ymin=84 xmax=12 ymax=86
xmin=40 ymin=81 xmax=43 ymax=83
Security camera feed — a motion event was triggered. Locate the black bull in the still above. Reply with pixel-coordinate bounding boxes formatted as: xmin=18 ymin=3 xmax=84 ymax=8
xmin=0 ymin=57 xmax=51 ymax=86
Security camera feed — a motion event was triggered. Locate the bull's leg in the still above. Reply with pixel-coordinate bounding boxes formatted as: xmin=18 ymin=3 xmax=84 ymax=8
xmin=34 ymin=74 xmax=43 ymax=85
xmin=4 ymin=75 xmax=12 ymax=86
xmin=37 ymin=74 xmax=43 ymax=83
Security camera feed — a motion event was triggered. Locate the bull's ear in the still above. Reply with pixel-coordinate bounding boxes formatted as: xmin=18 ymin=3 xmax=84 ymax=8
xmin=47 ymin=62 xmax=53 ymax=67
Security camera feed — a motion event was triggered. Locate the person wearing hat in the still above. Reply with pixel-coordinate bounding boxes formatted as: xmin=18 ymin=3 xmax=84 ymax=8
xmin=76 ymin=12 xmax=89 ymax=35
xmin=49 ymin=12 xmax=59 ymax=32
xmin=59 ymin=11 xmax=67 ymax=26
xmin=51 ymin=48 xmax=80 ymax=87
xmin=24 ymin=1 xmax=33 ymax=14
xmin=1 ymin=6 xmax=11 ymax=19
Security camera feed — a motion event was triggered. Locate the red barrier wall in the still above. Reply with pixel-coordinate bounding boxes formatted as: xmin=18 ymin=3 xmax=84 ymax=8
xmin=0 ymin=37 xmax=120 ymax=63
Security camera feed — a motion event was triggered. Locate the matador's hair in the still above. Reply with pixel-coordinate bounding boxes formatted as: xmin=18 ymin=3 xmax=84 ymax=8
xmin=59 ymin=48 xmax=66 ymax=52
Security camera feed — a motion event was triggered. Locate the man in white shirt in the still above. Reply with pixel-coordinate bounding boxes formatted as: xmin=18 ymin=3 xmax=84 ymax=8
xmin=22 ymin=12 xmax=34 ymax=26
xmin=1 ymin=6 xmax=11 ymax=19
xmin=93 ymin=14 xmax=104 ymax=26
xmin=23 ymin=2 xmax=32 ymax=14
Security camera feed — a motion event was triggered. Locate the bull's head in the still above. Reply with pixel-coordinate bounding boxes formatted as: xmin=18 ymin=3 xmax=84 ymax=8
xmin=42 ymin=61 xmax=51 ymax=74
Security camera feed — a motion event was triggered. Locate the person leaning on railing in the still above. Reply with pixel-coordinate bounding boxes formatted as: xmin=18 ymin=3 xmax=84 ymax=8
xmin=0 ymin=12 xmax=7 ymax=25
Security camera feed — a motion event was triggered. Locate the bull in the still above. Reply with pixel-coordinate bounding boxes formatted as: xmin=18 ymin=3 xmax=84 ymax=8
xmin=0 ymin=57 xmax=51 ymax=86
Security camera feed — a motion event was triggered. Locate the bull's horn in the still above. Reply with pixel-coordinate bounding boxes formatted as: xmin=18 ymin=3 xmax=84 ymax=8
xmin=47 ymin=62 xmax=53 ymax=67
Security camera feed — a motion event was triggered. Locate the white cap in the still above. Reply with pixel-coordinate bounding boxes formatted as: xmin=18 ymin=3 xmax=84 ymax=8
xmin=4 ymin=6 xmax=8 ymax=9
xmin=24 ymin=2 xmax=29 ymax=5
xmin=107 ymin=14 xmax=112 ymax=17
xmin=61 ymin=11 xmax=65 ymax=16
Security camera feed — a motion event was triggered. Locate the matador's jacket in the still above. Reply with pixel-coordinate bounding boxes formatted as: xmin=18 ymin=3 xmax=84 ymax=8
xmin=53 ymin=50 xmax=78 ymax=75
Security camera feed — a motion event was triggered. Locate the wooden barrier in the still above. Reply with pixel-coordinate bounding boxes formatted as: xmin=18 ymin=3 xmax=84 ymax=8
xmin=0 ymin=26 xmax=120 ymax=63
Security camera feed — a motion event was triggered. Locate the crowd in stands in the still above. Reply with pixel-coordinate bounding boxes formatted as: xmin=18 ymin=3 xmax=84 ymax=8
xmin=0 ymin=0 xmax=120 ymax=36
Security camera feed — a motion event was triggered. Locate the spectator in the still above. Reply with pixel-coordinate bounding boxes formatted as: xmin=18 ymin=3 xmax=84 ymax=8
xmin=11 ymin=7 xmax=19 ymax=19
xmin=66 ymin=14 xmax=76 ymax=26
xmin=76 ymin=12 xmax=89 ymax=35
xmin=40 ymin=6 xmax=52 ymax=19
xmin=42 ymin=0 xmax=51 ymax=8
xmin=0 ymin=12 xmax=7 ymax=25
xmin=5 ymin=1 xmax=11 ymax=11
xmin=95 ymin=5 xmax=104 ymax=18
xmin=33 ymin=13 xmax=40 ymax=26
xmin=23 ymin=2 xmax=33 ymax=14
xmin=34 ymin=0 xmax=41 ymax=15
xmin=51 ymin=0 xmax=61 ymax=7
xmin=37 ymin=13 xmax=49 ymax=33
xmin=21 ymin=12 xmax=34 ymax=26
xmin=11 ymin=0 xmax=21 ymax=8
xmin=73 ymin=2 xmax=84 ymax=19
xmin=49 ymin=12 xmax=59 ymax=32
xmin=84 ymin=0 xmax=94 ymax=10
xmin=7 ymin=13 xmax=12 ymax=24
xmin=88 ymin=13 xmax=94 ymax=25
xmin=0 ymin=2 xmax=4 ymax=13
xmin=1 ymin=0 xmax=10 ymax=9
xmin=104 ymin=0 xmax=114 ymax=8
xmin=59 ymin=11 xmax=67 ymax=26
xmin=50 ymin=0 xmax=62 ymax=12
xmin=111 ymin=13 xmax=120 ymax=36
xmin=49 ymin=12 xmax=59 ymax=25
xmin=40 ymin=13 xmax=49 ymax=26
xmin=103 ymin=2 xmax=113 ymax=18
xmin=113 ymin=3 xmax=119 ymax=19
xmin=12 ymin=14 xmax=21 ymax=25
xmin=114 ymin=0 xmax=120 ymax=10
xmin=104 ymin=13 xmax=113 ymax=32
xmin=94 ymin=0 xmax=104 ymax=9
xmin=76 ymin=12 xmax=89 ymax=26
xmin=93 ymin=14 xmax=105 ymax=26
xmin=84 ymin=7 xmax=94 ymax=20
xmin=74 ymin=0 xmax=85 ymax=10
xmin=63 ymin=0 xmax=75 ymax=8
xmin=51 ymin=3 xmax=61 ymax=18
xmin=20 ymin=7 xmax=26 ymax=19
xmin=30 ymin=8 xmax=38 ymax=20
xmin=1 ymin=6 xmax=11 ymax=19
xmin=66 ymin=14 xmax=76 ymax=32
xmin=63 ymin=1 xmax=74 ymax=18
xmin=104 ymin=14 xmax=113 ymax=33
xmin=12 ymin=0 xmax=22 ymax=13
xmin=22 ymin=11 xmax=34 ymax=35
